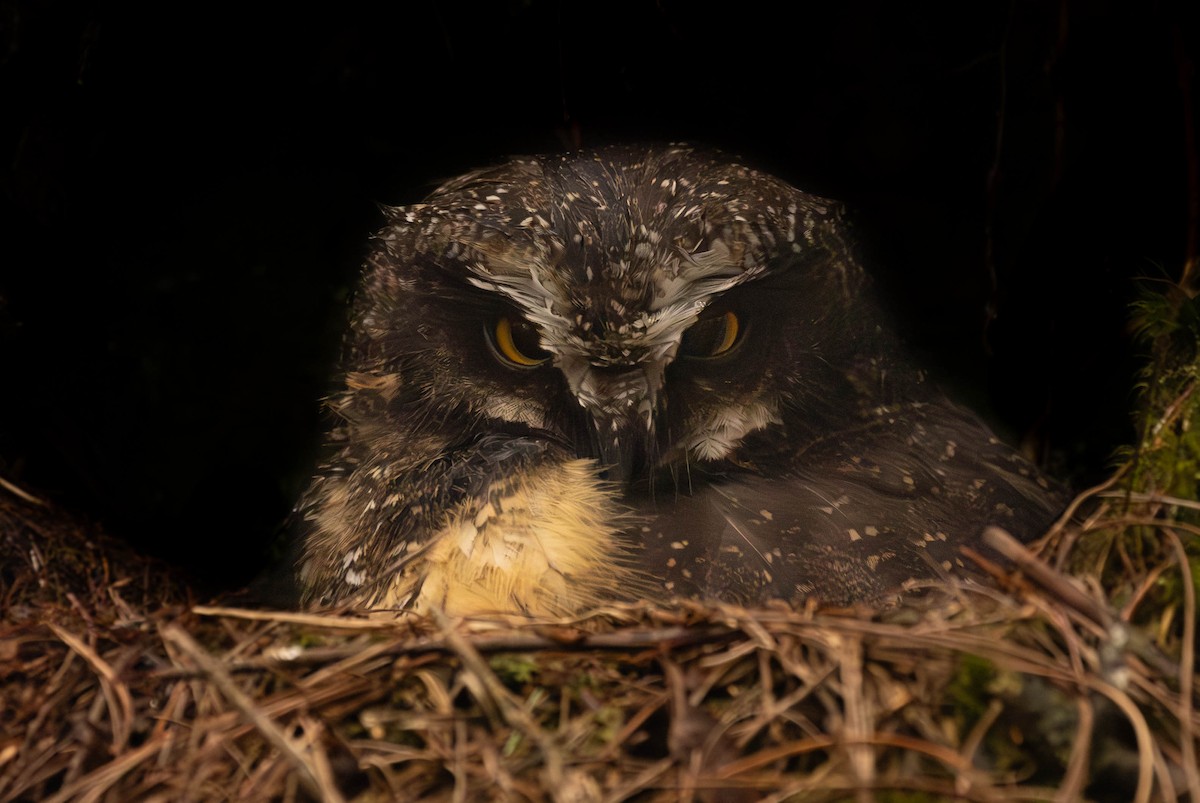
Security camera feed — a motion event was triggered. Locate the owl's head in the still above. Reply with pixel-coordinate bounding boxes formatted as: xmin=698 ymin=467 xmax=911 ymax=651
xmin=347 ymin=145 xmax=892 ymax=488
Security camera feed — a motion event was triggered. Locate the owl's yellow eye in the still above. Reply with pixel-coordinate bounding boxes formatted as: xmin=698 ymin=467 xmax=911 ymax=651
xmin=680 ymin=310 xmax=742 ymax=359
xmin=491 ymin=316 xmax=551 ymax=367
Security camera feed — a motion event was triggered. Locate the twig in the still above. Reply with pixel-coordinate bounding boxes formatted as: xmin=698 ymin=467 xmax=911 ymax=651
xmin=1043 ymin=469 xmax=1128 ymax=568
xmin=602 ymin=756 xmax=674 ymax=803
xmin=982 ymin=527 xmax=1115 ymax=630
xmin=46 ymin=624 xmax=134 ymax=753
xmin=1097 ymin=489 xmax=1200 ymax=513
xmin=192 ymin=605 xmax=413 ymax=629
xmin=1163 ymin=527 xmax=1200 ymax=800
xmin=1120 ymin=561 xmax=1173 ymax=622
xmin=429 ymin=608 xmax=569 ymax=800
xmin=41 ymin=737 xmax=172 ymax=803
xmin=153 ymin=621 xmax=732 ymax=680
xmin=160 ymin=624 xmax=346 ymax=803
xmin=1083 ymin=673 xmax=1173 ymax=803
xmin=836 ymin=634 xmax=874 ymax=799
xmin=0 ymin=475 xmax=46 ymax=506
xmin=959 ymin=698 xmax=1004 ymax=797
xmin=598 ymin=692 xmax=669 ymax=761
xmin=1055 ymin=695 xmax=1093 ymax=803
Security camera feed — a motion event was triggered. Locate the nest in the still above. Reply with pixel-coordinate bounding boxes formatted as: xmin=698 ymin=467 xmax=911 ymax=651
xmin=1 ymin=467 xmax=1196 ymax=803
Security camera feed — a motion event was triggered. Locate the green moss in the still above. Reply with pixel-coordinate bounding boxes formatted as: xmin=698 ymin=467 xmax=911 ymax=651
xmin=945 ymin=653 xmax=1000 ymax=726
xmin=1128 ymin=286 xmax=1200 ymax=515
xmin=490 ymin=652 xmax=539 ymax=685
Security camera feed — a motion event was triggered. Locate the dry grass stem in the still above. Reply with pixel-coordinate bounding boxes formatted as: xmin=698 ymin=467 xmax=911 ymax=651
xmin=2 ymin=463 xmax=1196 ymax=801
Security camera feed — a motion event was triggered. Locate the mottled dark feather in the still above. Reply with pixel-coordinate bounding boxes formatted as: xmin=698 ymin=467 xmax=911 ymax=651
xmin=288 ymin=145 xmax=1065 ymax=614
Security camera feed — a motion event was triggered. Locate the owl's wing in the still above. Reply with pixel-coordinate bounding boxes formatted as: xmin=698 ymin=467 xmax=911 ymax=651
xmin=640 ymin=401 xmax=1066 ymax=605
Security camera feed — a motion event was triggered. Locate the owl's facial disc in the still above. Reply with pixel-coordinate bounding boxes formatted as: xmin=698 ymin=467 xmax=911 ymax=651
xmin=479 ymin=305 xmax=669 ymax=481
xmin=479 ymin=296 xmax=758 ymax=483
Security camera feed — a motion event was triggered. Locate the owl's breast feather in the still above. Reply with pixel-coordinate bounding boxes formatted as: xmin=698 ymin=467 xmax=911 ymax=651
xmin=391 ymin=458 xmax=648 ymax=616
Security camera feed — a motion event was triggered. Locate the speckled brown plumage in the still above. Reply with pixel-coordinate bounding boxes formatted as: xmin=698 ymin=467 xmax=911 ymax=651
xmin=289 ymin=144 xmax=1065 ymax=614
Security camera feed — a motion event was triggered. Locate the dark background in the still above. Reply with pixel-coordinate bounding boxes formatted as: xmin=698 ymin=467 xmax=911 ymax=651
xmin=2 ymin=0 xmax=1195 ymax=590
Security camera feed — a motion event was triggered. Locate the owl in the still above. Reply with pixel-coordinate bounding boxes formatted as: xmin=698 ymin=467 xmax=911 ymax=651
xmin=290 ymin=145 xmax=1064 ymax=616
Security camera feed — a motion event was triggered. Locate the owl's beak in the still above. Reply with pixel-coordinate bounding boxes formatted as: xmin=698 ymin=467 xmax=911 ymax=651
xmin=595 ymin=415 xmax=650 ymax=486
xmin=558 ymin=359 xmax=663 ymax=486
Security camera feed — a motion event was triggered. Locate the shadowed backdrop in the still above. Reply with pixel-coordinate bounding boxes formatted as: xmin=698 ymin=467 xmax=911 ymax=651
xmin=1 ymin=0 xmax=1193 ymax=589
